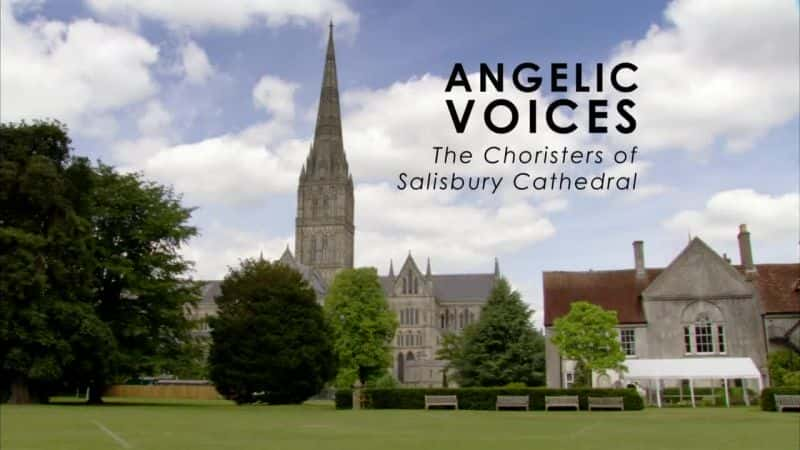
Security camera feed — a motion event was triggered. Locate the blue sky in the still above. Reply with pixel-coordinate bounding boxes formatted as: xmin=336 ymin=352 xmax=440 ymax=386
xmin=2 ymin=0 xmax=798 ymax=326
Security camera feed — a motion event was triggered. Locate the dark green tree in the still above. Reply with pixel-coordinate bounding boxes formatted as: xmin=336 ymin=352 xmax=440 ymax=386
xmin=551 ymin=301 xmax=627 ymax=387
xmin=0 ymin=121 xmax=112 ymax=403
xmin=453 ymin=278 xmax=545 ymax=387
xmin=435 ymin=332 xmax=464 ymax=388
xmin=84 ymin=165 xmax=199 ymax=403
xmin=209 ymin=259 xmax=336 ymax=404
xmin=324 ymin=268 xmax=397 ymax=387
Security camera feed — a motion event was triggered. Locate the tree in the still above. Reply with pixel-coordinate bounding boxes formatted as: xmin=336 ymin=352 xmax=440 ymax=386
xmin=551 ymin=301 xmax=626 ymax=387
xmin=1 ymin=121 xmax=201 ymax=404
xmin=767 ymin=349 xmax=800 ymax=387
xmin=209 ymin=259 xmax=336 ymax=404
xmin=324 ymin=268 xmax=397 ymax=388
xmin=83 ymin=165 xmax=200 ymax=403
xmin=435 ymin=332 xmax=464 ymax=387
xmin=452 ymin=278 xmax=545 ymax=387
xmin=0 ymin=121 xmax=112 ymax=404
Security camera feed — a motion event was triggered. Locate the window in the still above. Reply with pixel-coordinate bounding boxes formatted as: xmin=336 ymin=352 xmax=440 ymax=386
xmin=683 ymin=315 xmax=726 ymax=354
xmin=694 ymin=320 xmax=714 ymax=353
xmin=620 ymin=329 xmax=636 ymax=356
xmin=684 ymin=326 xmax=692 ymax=353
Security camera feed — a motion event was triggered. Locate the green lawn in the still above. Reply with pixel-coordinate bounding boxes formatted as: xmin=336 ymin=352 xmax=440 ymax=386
xmin=2 ymin=398 xmax=798 ymax=450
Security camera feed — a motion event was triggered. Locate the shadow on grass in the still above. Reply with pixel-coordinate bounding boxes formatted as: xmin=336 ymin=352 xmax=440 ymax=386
xmin=46 ymin=396 xmax=335 ymax=409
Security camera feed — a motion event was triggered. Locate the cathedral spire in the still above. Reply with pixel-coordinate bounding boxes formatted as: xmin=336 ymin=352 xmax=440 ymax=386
xmin=304 ymin=21 xmax=348 ymax=180
xmin=426 ymin=257 xmax=432 ymax=277
xmin=389 ymin=259 xmax=395 ymax=278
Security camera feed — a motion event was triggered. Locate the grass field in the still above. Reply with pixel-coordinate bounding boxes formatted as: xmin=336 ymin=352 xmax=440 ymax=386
xmin=1 ymin=398 xmax=798 ymax=450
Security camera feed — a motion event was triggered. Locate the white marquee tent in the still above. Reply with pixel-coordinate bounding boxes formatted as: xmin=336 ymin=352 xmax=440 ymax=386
xmin=623 ymin=357 xmax=763 ymax=408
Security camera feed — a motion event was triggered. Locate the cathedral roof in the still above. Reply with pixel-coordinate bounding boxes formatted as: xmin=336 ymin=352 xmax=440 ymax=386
xmin=378 ymin=273 xmax=496 ymax=303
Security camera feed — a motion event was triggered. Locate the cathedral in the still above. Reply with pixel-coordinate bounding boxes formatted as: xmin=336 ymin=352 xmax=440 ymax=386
xmin=192 ymin=24 xmax=497 ymax=387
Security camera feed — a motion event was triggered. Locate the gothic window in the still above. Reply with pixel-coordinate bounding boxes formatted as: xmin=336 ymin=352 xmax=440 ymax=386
xmin=413 ymin=276 xmax=418 ymax=294
xmin=415 ymin=309 xmax=419 ymax=325
xmin=312 ymin=198 xmax=319 ymax=217
xmin=440 ymin=314 xmax=445 ymax=329
xmin=469 ymin=311 xmax=475 ymax=324
xmin=620 ymin=329 xmax=636 ymax=356
xmin=315 ymin=235 xmax=323 ymax=263
xmin=321 ymin=235 xmax=328 ymax=262
xmin=402 ymin=278 xmax=407 ymax=294
xmin=322 ymin=196 xmax=329 ymax=216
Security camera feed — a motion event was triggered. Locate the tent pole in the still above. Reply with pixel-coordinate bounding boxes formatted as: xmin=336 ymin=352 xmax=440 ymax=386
xmin=723 ymin=378 xmax=730 ymax=408
xmin=743 ymin=379 xmax=750 ymax=406
xmin=689 ymin=379 xmax=696 ymax=408
xmin=655 ymin=379 xmax=662 ymax=408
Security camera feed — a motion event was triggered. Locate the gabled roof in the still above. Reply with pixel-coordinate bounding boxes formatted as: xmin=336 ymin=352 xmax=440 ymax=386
xmin=643 ymin=238 xmax=753 ymax=300
xmin=543 ymin=239 xmax=799 ymax=326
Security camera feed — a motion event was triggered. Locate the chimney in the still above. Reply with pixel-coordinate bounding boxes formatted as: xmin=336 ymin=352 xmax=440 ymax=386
xmin=738 ymin=224 xmax=756 ymax=274
xmin=633 ymin=240 xmax=645 ymax=278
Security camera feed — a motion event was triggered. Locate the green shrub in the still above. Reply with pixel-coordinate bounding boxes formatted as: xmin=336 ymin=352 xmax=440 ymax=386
xmin=761 ymin=387 xmax=800 ymax=411
xmin=335 ymin=389 xmax=353 ymax=409
xmin=332 ymin=387 xmax=643 ymax=410
xmin=782 ymin=371 xmax=800 ymax=387
xmin=503 ymin=382 xmax=527 ymax=389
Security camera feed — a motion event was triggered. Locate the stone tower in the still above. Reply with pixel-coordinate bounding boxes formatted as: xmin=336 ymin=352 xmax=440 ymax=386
xmin=295 ymin=23 xmax=354 ymax=286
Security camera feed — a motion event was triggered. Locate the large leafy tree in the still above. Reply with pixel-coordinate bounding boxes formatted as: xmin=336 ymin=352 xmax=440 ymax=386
xmin=84 ymin=165 xmax=200 ymax=402
xmin=0 ymin=121 xmax=112 ymax=403
xmin=435 ymin=332 xmax=464 ymax=388
xmin=324 ymin=268 xmax=397 ymax=387
xmin=452 ymin=278 xmax=545 ymax=387
xmin=1 ymin=121 xmax=201 ymax=403
xmin=551 ymin=301 xmax=626 ymax=386
xmin=209 ymin=259 xmax=336 ymax=404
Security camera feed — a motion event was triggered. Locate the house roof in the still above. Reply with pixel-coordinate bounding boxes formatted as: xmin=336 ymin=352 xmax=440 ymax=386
xmin=543 ymin=269 xmax=660 ymax=326
xmin=750 ymin=263 xmax=800 ymax=314
xmin=543 ymin=263 xmax=799 ymax=326
xmin=378 ymin=273 xmax=496 ymax=303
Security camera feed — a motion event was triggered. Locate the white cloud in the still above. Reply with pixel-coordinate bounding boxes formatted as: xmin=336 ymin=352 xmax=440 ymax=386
xmin=137 ymin=100 xmax=172 ymax=135
xmin=182 ymin=222 xmax=291 ymax=279
xmin=85 ymin=0 xmax=358 ymax=33
xmin=179 ymin=40 xmax=213 ymax=84
xmin=664 ymin=189 xmax=799 ymax=242
xmin=355 ymin=183 xmax=556 ymax=272
xmin=0 ymin=1 xmax=159 ymax=131
xmin=253 ymin=75 xmax=299 ymax=120
xmin=605 ymin=0 xmax=799 ymax=153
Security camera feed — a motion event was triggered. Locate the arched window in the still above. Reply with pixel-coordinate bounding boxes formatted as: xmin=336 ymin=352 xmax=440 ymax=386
xmin=682 ymin=303 xmax=726 ymax=354
xmin=414 ymin=309 xmax=419 ymax=325
xmin=402 ymin=278 xmax=407 ymax=294
xmin=413 ymin=277 xmax=418 ymax=294
xmin=440 ymin=314 xmax=445 ymax=329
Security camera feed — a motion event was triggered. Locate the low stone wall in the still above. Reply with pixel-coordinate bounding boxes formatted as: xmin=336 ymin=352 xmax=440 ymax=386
xmin=106 ymin=384 xmax=223 ymax=400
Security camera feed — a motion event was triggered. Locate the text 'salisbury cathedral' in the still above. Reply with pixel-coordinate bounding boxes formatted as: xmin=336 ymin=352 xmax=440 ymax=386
xmin=194 ymin=25 xmax=496 ymax=387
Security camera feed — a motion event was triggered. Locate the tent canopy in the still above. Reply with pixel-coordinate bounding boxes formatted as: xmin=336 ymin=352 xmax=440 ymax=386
xmin=623 ymin=357 xmax=762 ymax=381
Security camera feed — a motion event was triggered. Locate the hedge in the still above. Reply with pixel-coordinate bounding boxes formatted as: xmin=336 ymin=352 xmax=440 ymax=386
xmin=335 ymin=387 xmax=644 ymax=410
xmin=760 ymin=387 xmax=800 ymax=411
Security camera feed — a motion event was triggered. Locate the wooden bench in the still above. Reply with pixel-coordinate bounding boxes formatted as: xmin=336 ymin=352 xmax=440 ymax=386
xmin=588 ymin=396 xmax=624 ymax=411
xmin=496 ymin=395 xmax=529 ymax=411
xmin=425 ymin=395 xmax=458 ymax=410
xmin=775 ymin=395 xmax=800 ymax=412
xmin=545 ymin=395 xmax=579 ymax=411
